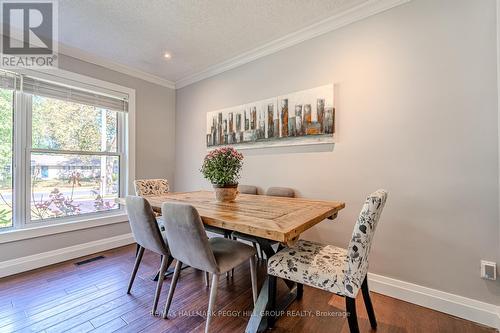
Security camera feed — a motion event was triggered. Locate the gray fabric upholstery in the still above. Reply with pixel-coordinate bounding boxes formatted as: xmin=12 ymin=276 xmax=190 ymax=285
xmin=162 ymin=202 xmax=219 ymax=273
xmin=238 ymin=184 xmax=258 ymax=195
xmin=209 ymin=237 xmax=257 ymax=273
xmin=162 ymin=202 xmax=256 ymax=274
xmin=266 ymin=187 xmax=295 ymax=198
xmin=125 ymin=196 xmax=169 ymax=256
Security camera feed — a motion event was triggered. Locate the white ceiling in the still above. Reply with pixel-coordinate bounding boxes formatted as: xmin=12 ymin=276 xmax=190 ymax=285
xmin=56 ymin=0 xmax=371 ymax=84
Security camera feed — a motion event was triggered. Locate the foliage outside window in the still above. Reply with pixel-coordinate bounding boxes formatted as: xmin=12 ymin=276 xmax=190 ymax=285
xmin=0 ymin=89 xmax=13 ymax=228
xmin=0 ymin=71 xmax=128 ymax=231
xmin=30 ymin=96 xmax=120 ymax=221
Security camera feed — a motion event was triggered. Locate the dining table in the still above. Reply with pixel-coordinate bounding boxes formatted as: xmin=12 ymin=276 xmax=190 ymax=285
xmin=117 ymin=190 xmax=345 ymax=333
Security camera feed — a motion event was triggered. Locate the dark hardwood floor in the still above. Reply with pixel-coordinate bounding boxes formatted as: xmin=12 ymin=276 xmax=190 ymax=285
xmin=0 ymin=244 xmax=496 ymax=333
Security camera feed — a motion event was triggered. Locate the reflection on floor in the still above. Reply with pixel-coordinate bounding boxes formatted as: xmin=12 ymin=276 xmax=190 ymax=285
xmin=0 ymin=245 xmax=495 ymax=333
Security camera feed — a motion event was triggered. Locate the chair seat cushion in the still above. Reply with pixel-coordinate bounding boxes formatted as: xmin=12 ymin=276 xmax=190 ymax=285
xmin=209 ymin=237 xmax=256 ymax=274
xmin=267 ymin=240 xmax=347 ymax=295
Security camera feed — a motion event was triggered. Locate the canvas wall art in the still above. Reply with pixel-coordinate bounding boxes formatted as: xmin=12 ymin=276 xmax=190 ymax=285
xmin=206 ymin=84 xmax=334 ymax=149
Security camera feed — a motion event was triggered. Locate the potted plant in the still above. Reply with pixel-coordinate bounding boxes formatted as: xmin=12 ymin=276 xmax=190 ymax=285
xmin=201 ymin=147 xmax=244 ymax=202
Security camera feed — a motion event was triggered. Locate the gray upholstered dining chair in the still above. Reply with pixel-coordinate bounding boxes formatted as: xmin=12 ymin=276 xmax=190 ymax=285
xmin=266 ymin=186 xmax=295 ymax=198
xmin=232 ymin=186 xmax=295 ymax=260
xmin=133 ymin=179 xmax=170 ymax=282
xmin=161 ymin=202 xmax=258 ymax=333
xmin=238 ymin=184 xmax=258 ymax=195
xmin=266 ymin=189 xmax=388 ymax=333
xmin=125 ymin=195 xmax=173 ymax=315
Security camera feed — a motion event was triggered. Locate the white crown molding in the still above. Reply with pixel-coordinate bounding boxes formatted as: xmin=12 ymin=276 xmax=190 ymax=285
xmin=1 ymin=26 xmax=176 ymax=89
xmin=59 ymin=44 xmax=176 ymax=89
xmin=175 ymin=0 xmax=411 ymax=89
xmin=2 ymin=0 xmax=409 ymax=90
xmin=368 ymin=273 xmax=500 ymax=330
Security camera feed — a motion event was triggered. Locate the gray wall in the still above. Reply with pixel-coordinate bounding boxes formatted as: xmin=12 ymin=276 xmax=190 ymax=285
xmin=0 ymin=54 xmax=175 ymax=261
xmin=175 ymin=0 xmax=500 ymax=304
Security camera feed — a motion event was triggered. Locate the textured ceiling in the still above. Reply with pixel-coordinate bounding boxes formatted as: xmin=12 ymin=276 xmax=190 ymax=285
xmin=56 ymin=0 xmax=368 ymax=82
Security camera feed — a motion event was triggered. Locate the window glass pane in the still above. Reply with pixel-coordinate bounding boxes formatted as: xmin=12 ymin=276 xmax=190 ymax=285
xmin=0 ymin=89 xmax=13 ymax=229
xmin=30 ymin=153 xmax=119 ymax=221
xmin=32 ymin=95 xmax=118 ymax=152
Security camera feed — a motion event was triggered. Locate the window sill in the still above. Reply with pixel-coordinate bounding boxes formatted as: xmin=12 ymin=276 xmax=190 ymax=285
xmin=0 ymin=213 xmax=129 ymax=244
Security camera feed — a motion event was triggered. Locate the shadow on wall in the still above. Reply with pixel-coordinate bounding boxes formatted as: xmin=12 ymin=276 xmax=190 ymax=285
xmin=242 ymin=143 xmax=335 ymax=156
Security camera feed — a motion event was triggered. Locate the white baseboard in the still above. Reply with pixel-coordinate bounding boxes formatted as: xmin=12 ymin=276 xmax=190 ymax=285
xmin=368 ymin=273 xmax=500 ymax=330
xmin=0 ymin=236 xmax=498 ymax=330
xmin=0 ymin=233 xmax=135 ymax=278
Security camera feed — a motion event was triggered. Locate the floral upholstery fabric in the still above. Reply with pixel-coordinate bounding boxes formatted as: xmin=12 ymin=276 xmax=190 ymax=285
xmin=268 ymin=240 xmax=347 ymax=295
xmin=134 ymin=179 xmax=169 ymax=196
xmin=268 ymin=189 xmax=388 ymax=298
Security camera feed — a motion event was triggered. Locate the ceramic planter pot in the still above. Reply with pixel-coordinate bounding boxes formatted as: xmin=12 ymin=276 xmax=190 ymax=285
xmin=213 ymin=184 xmax=238 ymax=202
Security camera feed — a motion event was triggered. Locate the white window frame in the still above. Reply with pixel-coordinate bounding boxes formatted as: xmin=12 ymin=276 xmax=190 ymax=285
xmin=0 ymin=68 xmax=135 ymax=244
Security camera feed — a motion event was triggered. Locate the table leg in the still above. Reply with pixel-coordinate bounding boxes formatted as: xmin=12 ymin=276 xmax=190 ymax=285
xmin=152 ymin=256 xmax=189 ymax=281
xmin=245 ymin=238 xmax=303 ymax=333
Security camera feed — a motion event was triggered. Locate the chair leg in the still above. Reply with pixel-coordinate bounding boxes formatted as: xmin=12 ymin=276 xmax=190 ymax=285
xmin=267 ymin=275 xmax=278 ymax=329
xmin=204 ymin=271 xmax=210 ymax=287
xmin=249 ymin=256 xmax=258 ymax=305
xmin=151 ymin=254 xmax=169 ymax=315
xmin=165 ymin=255 xmax=174 ymax=272
xmin=162 ymin=260 xmax=182 ymax=319
xmin=296 ymin=283 xmax=303 ymax=300
xmin=345 ymin=296 xmax=360 ymax=333
xmin=251 ymin=241 xmax=260 ymax=259
xmin=361 ymin=277 xmax=377 ymax=329
xmin=206 ymin=273 xmax=219 ymax=333
xmin=127 ymin=246 xmax=144 ymax=294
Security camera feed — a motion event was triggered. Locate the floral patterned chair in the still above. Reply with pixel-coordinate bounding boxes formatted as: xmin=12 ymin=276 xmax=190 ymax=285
xmin=267 ymin=189 xmax=388 ymax=333
xmin=134 ymin=178 xmax=169 ymax=222
xmin=134 ymin=178 xmax=170 ymax=197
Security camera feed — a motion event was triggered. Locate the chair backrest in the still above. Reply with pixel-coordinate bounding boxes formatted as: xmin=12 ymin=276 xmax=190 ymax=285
xmin=134 ymin=179 xmax=169 ymax=196
xmin=238 ymin=184 xmax=258 ymax=195
xmin=266 ymin=187 xmax=295 ymax=198
xmin=161 ymin=202 xmax=218 ymax=274
xmin=125 ymin=196 xmax=170 ymax=255
xmin=343 ymin=189 xmax=388 ymax=297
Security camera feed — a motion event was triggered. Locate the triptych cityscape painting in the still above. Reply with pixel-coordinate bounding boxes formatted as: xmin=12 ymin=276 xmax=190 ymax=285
xmin=206 ymin=84 xmax=335 ymax=149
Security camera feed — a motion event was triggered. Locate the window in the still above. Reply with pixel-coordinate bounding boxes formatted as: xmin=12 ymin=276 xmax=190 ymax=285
xmin=0 ymin=69 xmax=132 ymax=232
xmin=30 ymin=96 xmax=121 ymax=221
xmin=0 ymin=88 xmax=14 ymax=229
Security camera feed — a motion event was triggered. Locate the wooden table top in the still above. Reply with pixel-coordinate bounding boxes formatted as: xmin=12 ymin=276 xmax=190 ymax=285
xmin=117 ymin=191 xmax=345 ymax=244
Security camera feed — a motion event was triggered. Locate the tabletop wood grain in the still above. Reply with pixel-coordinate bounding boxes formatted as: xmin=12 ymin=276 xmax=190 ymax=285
xmin=117 ymin=191 xmax=345 ymax=244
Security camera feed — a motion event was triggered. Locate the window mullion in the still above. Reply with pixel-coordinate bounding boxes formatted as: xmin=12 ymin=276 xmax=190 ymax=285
xmin=118 ymin=112 xmax=126 ymax=196
xmin=12 ymin=91 xmax=29 ymax=228
xmin=23 ymin=94 xmax=33 ymax=226
xmin=30 ymin=148 xmax=120 ymax=157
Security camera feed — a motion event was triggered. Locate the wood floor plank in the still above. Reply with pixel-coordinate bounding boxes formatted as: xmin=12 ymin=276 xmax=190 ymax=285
xmin=88 ymin=317 xmax=127 ymax=333
xmin=0 ymin=244 xmax=495 ymax=333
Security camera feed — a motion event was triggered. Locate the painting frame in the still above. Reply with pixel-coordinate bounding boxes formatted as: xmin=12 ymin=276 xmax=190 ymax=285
xmin=206 ymin=84 xmax=335 ymax=150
